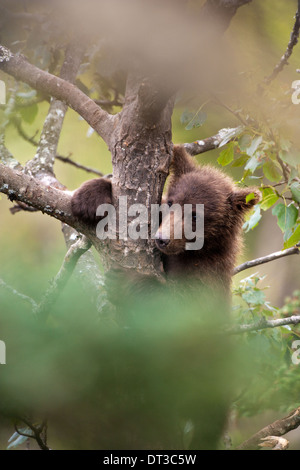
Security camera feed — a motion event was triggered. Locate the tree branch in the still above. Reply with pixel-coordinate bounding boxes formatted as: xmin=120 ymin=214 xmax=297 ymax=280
xmin=183 ymin=126 xmax=242 ymax=156
xmin=228 ymin=314 xmax=300 ymax=335
xmin=233 ymin=244 xmax=300 ymax=275
xmin=0 ymin=163 xmax=74 ymax=226
xmin=237 ymin=406 xmax=300 ymax=450
xmin=0 ymin=45 xmax=115 ymax=145
xmin=17 ymin=417 xmax=49 ymax=451
xmin=35 ymin=236 xmax=91 ymax=322
xmin=264 ymin=3 xmax=300 ymax=85
xmin=55 ymin=155 xmax=104 ymax=177
xmin=25 ymin=41 xmax=85 ymax=180
xmin=0 ymin=278 xmax=37 ymax=309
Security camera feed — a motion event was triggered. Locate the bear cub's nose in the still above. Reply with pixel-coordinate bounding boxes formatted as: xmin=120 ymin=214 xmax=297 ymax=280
xmin=155 ymin=232 xmax=170 ymax=248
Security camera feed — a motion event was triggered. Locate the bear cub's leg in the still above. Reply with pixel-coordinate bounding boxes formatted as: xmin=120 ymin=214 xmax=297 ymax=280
xmin=71 ymin=178 xmax=112 ymax=225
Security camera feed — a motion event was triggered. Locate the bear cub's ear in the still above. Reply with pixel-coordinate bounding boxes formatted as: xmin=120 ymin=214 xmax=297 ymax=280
xmin=228 ymin=188 xmax=261 ymax=213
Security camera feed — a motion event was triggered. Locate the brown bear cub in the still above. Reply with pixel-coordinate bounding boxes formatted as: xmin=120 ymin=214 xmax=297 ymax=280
xmin=71 ymin=145 xmax=261 ymax=295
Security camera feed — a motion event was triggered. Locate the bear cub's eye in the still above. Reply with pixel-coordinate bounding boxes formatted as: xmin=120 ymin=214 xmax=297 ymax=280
xmin=167 ymin=201 xmax=172 ymax=207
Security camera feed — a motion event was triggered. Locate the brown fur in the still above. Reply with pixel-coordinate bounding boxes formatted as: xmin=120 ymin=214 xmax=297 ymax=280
xmin=71 ymin=145 xmax=261 ymax=295
xmin=71 ymin=178 xmax=112 ymax=225
xmin=157 ymin=145 xmax=261 ymax=294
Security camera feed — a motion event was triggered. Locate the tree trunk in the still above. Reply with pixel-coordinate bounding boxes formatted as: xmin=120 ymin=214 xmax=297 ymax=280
xmin=95 ymin=76 xmax=174 ymax=277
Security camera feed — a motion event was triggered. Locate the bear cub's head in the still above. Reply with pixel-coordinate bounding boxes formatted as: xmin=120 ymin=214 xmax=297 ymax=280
xmin=155 ymin=146 xmax=261 ymax=256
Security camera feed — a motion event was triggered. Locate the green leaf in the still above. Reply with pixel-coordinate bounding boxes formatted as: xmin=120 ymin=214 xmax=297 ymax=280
xmin=180 ymin=110 xmax=193 ymax=125
xmin=243 ymin=205 xmax=261 ymax=232
xmin=232 ymin=154 xmax=249 ymax=167
xmin=186 ymin=111 xmax=207 ymax=130
xmin=181 ymin=110 xmax=207 ymax=130
xmin=284 ymin=225 xmax=300 ymax=249
xmin=19 ymin=103 xmax=38 ymax=124
xmin=238 ymin=134 xmax=252 ymax=152
xmin=245 ymin=155 xmax=261 ymax=173
xmin=217 ymin=142 xmax=235 ymax=166
xmin=272 ymin=203 xmax=298 ymax=232
xmin=246 ymin=192 xmax=255 ymax=203
xmin=242 ymin=289 xmax=266 ymax=306
xmin=279 ymin=150 xmax=300 ymax=168
xmin=263 ymin=160 xmax=282 ymax=182
xmin=246 ymin=136 xmax=263 ymax=157
xmin=260 ymin=188 xmax=279 ymax=211
xmin=290 ymin=182 xmax=300 ymax=204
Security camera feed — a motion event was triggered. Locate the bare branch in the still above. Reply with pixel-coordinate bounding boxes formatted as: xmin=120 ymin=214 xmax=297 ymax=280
xmin=16 ymin=417 xmax=49 ymax=451
xmin=0 ymin=82 xmax=23 ymax=170
xmin=227 ymin=314 xmax=300 ymax=335
xmin=35 ymin=236 xmax=91 ymax=322
xmin=0 ymin=278 xmax=37 ymax=309
xmin=25 ymin=42 xmax=85 ymax=179
xmin=0 ymin=45 xmax=115 ymax=145
xmin=12 ymin=117 xmax=39 ymax=147
xmin=265 ymin=3 xmax=300 ymax=85
xmin=55 ymin=155 xmax=104 ymax=177
xmin=237 ymin=406 xmax=300 ymax=450
xmin=0 ymin=163 xmax=74 ymax=226
xmin=183 ymin=126 xmax=242 ymax=156
xmin=233 ymin=244 xmax=300 ymax=275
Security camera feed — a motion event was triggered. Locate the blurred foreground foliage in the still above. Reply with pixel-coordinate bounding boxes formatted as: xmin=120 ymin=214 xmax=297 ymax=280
xmin=232 ymin=275 xmax=300 ymax=420
xmin=0 ymin=266 xmax=236 ymax=450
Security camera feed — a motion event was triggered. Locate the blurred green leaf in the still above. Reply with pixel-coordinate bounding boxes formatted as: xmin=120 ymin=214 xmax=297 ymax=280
xmin=290 ymin=182 xmax=300 ymax=204
xmin=238 ymin=134 xmax=252 ymax=152
xmin=260 ymin=188 xmax=279 ymax=211
xmin=242 ymin=289 xmax=265 ymax=305
xmin=245 ymin=155 xmax=261 ymax=173
xmin=217 ymin=142 xmax=235 ymax=166
xmin=284 ymin=224 xmax=300 ymax=249
xmin=279 ymin=150 xmax=300 ymax=168
xmin=243 ymin=205 xmax=261 ymax=232
xmin=232 ymin=153 xmax=249 ymax=167
xmin=272 ymin=203 xmax=298 ymax=232
xmin=263 ymin=160 xmax=282 ymax=182
xmin=246 ymin=136 xmax=262 ymax=157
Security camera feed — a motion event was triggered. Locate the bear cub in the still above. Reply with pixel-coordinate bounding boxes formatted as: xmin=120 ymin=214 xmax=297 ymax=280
xmin=71 ymin=145 xmax=261 ymax=294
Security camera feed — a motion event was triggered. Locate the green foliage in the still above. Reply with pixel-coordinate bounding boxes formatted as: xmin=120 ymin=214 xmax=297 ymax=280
xmin=284 ymin=224 xmax=300 ymax=249
xmin=272 ymin=203 xmax=298 ymax=233
xmin=217 ymin=141 xmax=235 ymax=166
xmin=233 ymin=277 xmax=300 ymax=416
xmin=0 ymin=271 xmax=234 ymax=450
xmin=205 ymin=127 xmax=300 ymax=246
xmin=180 ymin=109 xmax=207 ymax=130
xmin=243 ymin=205 xmax=261 ymax=232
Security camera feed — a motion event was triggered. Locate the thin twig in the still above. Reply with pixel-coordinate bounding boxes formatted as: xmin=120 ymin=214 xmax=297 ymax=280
xmin=212 ymin=95 xmax=248 ymax=126
xmin=233 ymin=243 xmax=300 ymax=275
xmin=55 ymin=155 xmax=104 ymax=177
xmin=35 ymin=236 xmax=92 ymax=322
xmin=264 ymin=3 xmax=300 ymax=85
xmin=17 ymin=417 xmax=50 ymax=451
xmin=0 ymin=277 xmax=37 ymax=309
xmin=227 ymin=314 xmax=300 ymax=335
xmin=12 ymin=116 xmax=39 ymax=146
